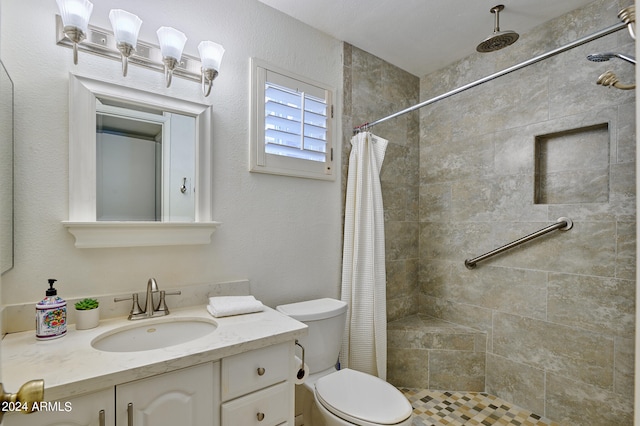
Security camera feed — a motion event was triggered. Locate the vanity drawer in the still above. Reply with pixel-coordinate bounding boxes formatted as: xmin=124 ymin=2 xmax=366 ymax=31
xmin=221 ymin=342 xmax=290 ymax=400
xmin=221 ymin=381 xmax=290 ymax=426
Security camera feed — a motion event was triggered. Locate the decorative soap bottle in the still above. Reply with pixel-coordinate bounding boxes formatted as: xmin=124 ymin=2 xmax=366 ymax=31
xmin=36 ymin=279 xmax=67 ymax=340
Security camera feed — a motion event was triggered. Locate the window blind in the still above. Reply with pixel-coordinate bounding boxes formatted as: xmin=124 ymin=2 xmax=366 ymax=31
xmin=264 ymin=80 xmax=328 ymax=163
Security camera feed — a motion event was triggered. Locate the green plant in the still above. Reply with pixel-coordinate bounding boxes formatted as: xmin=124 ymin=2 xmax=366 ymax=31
xmin=75 ymin=298 xmax=99 ymax=310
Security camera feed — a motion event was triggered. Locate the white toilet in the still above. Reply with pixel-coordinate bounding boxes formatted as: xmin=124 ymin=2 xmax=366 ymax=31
xmin=276 ymin=298 xmax=413 ymax=426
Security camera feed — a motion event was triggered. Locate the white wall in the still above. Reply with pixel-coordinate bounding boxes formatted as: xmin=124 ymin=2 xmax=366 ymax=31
xmin=0 ymin=0 xmax=344 ymax=307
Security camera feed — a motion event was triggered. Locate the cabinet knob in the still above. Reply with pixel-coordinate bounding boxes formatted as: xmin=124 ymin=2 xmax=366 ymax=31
xmin=257 ymin=367 xmax=265 ymax=376
xmin=257 ymin=412 xmax=265 ymax=421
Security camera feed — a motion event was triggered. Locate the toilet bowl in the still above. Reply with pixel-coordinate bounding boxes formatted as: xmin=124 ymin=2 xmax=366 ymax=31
xmin=276 ymin=298 xmax=412 ymax=426
xmin=314 ymin=368 xmax=413 ymax=426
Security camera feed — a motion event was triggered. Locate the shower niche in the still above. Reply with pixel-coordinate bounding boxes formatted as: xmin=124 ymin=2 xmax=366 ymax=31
xmin=534 ymin=123 xmax=610 ymax=204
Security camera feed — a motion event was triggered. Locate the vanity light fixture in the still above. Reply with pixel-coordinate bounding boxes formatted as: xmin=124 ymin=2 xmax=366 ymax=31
xmin=55 ymin=10 xmax=224 ymax=96
xmin=157 ymin=27 xmax=188 ymax=88
xmin=56 ymin=0 xmax=94 ymax=65
xmin=198 ymin=41 xmax=225 ymax=96
xmin=108 ymin=9 xmax=142 ymax=77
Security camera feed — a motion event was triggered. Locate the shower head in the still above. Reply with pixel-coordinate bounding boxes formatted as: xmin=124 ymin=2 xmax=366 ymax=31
xmin=476 ymin=5 xmax=519 ymax=53
xmin=587 ymin=52 xmax=636 ymax=65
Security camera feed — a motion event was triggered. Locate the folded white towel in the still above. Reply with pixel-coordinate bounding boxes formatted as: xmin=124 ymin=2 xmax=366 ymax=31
xmin=207 ymin=295 xmax=264 ymax=318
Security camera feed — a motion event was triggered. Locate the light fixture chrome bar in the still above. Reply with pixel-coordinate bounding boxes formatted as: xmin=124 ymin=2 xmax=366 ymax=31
xmin=354 ymin=21 xmax=627 ymax=133
xmin=464 ymin=217 xmax=573 ymax=270
xmin=55 ymin=15 xmax=202 ymax=83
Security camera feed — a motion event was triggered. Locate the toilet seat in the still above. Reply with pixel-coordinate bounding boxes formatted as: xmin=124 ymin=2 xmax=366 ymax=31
xmin=314 ymin=368 xmax=412 ymax=425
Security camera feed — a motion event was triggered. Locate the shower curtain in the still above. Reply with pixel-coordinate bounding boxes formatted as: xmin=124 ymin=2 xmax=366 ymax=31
xmin=340 ymin=131 xmax=388 ymax=380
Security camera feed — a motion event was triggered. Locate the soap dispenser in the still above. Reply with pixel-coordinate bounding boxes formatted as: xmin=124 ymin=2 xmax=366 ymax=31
xmin=35 ymin=279 xmax=67 ymax=340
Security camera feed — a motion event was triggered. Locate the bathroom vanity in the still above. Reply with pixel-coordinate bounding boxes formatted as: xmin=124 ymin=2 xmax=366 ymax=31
xmin=1 ymin=305 xmax=307 ymax=426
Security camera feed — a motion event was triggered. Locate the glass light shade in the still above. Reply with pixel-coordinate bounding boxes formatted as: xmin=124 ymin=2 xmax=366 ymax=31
xmin=198 ymin=41 xmax=225 ymax=71
xmin=56 ymin=0 xmax=93 ymax=32
xmin=156 ymin=27 xmax=187 ymax=61
xmin=109 ymin=9 xmax=142 ymax=47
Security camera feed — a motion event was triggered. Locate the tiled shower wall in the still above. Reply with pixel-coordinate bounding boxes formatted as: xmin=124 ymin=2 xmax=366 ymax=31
xmin=342 ymin=43 xmax=421 ymax=322
xmin=418 ymin=0 xmax=635 ymax=424
xmin=343 ymin=0 xmax=635 ymax=424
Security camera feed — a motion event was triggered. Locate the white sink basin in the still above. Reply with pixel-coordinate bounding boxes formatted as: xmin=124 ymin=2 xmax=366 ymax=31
xmin=91 ymin=318 xmax=217 ymax=352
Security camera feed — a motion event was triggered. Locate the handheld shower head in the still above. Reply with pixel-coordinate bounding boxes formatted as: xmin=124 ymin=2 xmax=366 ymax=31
xmin=587 ymin=52 xmax=636 ymax=65
xmin=476 ymin=5 xmax=519 ymax=53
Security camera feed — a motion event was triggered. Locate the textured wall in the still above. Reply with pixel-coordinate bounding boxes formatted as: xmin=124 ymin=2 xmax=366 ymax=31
xmin=0 ymin=0 xmax=343 ymax=308
xmin=342 ymin=43 xmax=420 ymax=322
xmin=419 ymin=0 xmax=635 ymax=424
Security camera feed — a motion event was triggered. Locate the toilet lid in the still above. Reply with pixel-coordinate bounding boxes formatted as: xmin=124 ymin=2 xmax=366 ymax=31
xmin=315 ymin=369 xmax=412 ymax=425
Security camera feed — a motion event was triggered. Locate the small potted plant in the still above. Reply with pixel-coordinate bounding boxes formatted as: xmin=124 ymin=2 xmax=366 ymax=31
xmin=74 ymin=298 xmax=100 ymax=330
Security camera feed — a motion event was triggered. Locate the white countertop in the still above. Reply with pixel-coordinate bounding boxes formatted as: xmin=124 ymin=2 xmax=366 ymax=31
xmin=2 ymin=305 xmax=307 ymax=401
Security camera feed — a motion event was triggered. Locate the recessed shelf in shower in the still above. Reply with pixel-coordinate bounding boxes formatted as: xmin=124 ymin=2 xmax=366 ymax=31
xmin=534 ymin=123 xmax=610 ymax=205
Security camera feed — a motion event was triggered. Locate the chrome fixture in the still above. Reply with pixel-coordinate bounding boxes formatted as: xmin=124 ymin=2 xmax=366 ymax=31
xmin=114 ymin=293 xmax=144 ymax=320
xmin=295 ymin=340 xmax=306 ymax=380
xmin=56 ymin=0 xmax=93 ymax=65
xmin=618 ymin=5 xmax=636 ymax=39
xmin=585 ymin=6 xmax=637 ymax=91
xmin=596 ymin=71 xmax=636 ymax=90
xmin=108 ymin=9 xmax=142 ymax=77
xmin=157 ymin=26 xmax=187 ymax=88
xmin=55 ymin=0 xmax=224 ymax=96
xmin=355 ymin=20 xmax=628 ymax=133
xmin=587 ymin=52 xmax=636 ymax=90
xmin=198 ymin=41 xmax=225 ymax=96
xmin=465 ymin=218 xmax=572 ymax=269
xmin=587 ymin=52 xmax=636 ymax=65
xmin=115 ymin=278 xmax=181 ymax=320
xmin=476 ymin=5 xmax=519 ymax=53
xmin=144 ymin=277 xmax=160 ymax=316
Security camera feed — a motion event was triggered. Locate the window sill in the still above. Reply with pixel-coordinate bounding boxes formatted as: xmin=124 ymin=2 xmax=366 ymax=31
xmin=62 ymin=221 xmax=221 ymax=248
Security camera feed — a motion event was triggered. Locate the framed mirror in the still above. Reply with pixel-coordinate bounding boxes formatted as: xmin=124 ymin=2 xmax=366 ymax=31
xmin=63 ymin=74 xmax=219 ymax=248
xmin=0 ymin=61 xmax=14 ymax=273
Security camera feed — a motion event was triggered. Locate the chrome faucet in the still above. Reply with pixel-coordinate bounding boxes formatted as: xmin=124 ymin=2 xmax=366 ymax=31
xmin=115 ymin=278 xmax=181 ymax=320
xmin=144 ymin=278 xmax=159 ymax=318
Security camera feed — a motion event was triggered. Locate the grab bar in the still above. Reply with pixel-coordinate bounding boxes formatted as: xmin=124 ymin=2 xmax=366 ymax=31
xmin=464 ymin=217 xmax=573 ymax=269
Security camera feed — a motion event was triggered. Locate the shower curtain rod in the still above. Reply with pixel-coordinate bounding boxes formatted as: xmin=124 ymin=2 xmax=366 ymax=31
xmin=353 ymin=21 xmax=628 ymax=133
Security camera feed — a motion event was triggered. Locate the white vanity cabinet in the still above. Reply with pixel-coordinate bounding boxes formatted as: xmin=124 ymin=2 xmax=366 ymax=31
xmin=220 ymin=342 xmax=294 ymax=426
xmin=3 ymin=363 xmax=217 ymax=426
xmin=2 ymin=388 xmax=114 ymax=426
xmin=3 ymin=343 xmax=295 ymax=426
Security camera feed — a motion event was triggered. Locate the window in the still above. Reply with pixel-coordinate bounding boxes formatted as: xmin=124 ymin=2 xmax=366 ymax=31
xmin=250 ymin=58 xmax=334 ymax=180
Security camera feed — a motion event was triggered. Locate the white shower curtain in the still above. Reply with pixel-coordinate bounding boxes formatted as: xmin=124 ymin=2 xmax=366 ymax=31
xmin=340 ymin=131 xmax=388 ymax=380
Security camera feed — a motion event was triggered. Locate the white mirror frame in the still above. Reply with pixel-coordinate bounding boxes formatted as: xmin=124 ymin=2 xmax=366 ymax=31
xmin=63 ymin=74 xmax=220 ymax=248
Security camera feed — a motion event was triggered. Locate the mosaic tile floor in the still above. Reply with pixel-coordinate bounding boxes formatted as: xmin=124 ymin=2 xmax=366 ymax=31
xmin=400 ymin=388 xmax=560 ymax=426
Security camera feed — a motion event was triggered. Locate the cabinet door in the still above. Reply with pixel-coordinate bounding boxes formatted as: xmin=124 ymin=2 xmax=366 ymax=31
xmin=116 ymin=362 xmax=219 ymax=426
xmin=2 ymin=388 xmax=114 ymax=426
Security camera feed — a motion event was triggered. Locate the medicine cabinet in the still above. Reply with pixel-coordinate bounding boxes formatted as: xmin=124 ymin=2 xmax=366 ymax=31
xmin=63 ymin=74 xmax=220 ymax=248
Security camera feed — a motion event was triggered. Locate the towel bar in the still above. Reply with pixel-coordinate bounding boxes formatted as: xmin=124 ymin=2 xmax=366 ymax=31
xmin=464 ymin=217 xmax=573 ymax=269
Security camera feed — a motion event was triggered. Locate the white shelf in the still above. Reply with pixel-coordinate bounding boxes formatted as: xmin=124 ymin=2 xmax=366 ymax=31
xmin=63 ymin=221 xmax=221 ymax=248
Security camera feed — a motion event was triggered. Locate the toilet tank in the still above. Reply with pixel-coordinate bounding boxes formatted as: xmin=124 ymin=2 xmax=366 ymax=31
xmin=276 ymin=298 xmax=348 ymax=374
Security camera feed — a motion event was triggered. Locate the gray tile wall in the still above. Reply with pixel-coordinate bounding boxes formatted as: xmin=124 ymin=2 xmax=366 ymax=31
xmin=419 ymin=0 xmax=635 ymax=423
xmin=342 ymin=43 xmax=421 ymax=322
xmin=343 ymin=0 xmax=635 ymax=423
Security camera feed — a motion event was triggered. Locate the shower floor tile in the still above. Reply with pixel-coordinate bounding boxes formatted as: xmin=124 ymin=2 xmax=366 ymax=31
xmin=401 ymin=388 xmax=560 ymax=426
